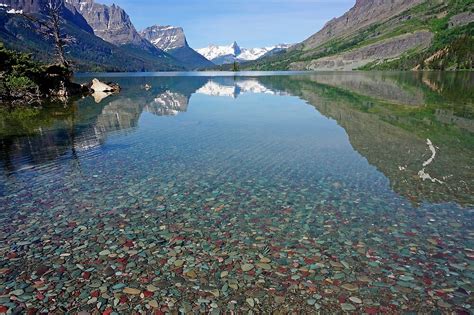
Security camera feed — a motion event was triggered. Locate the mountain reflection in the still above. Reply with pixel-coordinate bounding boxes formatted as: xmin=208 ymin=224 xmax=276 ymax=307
xmin=258 ymin=72 xmax=473 ymax=206
xmin=0 ymin=72 xmax=472 ymax=206
xmin=196 ymin=78 xmax=283 ymax=98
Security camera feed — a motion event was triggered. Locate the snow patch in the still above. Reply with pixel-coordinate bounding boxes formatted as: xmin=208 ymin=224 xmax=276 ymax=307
xmin=7 ymin=8 xmax=23 ymax=14
xmin=197 ymin=42 xmax=292 ymax=63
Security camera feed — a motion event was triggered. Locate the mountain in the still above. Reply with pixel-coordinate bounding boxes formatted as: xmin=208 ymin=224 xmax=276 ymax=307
xmin=65 ymin=0 xmax=167 ymax=55
xmin=140 ymin=25 xmax=187 ymax=51
xmin=197 ymin=42 xmax=292 ymax=65
xmin=249 ymin=0 xmax=474 ymax=71
xmin=140 ymin=25 xmax=214 ymax=69
xmin=0 ymin=0 xmax=183 ymax=71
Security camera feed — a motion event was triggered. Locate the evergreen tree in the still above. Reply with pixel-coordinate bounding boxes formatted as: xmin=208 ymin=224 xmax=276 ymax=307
xmin=232 ymin=61 xmax=240 ymax=72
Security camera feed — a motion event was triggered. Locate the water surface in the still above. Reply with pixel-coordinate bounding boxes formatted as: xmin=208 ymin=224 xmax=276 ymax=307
xmin=0 ymin=72 xmax=473 ymax=313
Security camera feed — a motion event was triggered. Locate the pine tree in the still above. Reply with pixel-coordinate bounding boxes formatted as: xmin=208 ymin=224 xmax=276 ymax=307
xmin=232 ymin=61 xmax=240 ymax=72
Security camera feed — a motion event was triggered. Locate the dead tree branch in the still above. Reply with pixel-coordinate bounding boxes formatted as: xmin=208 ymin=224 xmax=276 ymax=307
xmin=8 ymin=0 xmax=73 ymax=69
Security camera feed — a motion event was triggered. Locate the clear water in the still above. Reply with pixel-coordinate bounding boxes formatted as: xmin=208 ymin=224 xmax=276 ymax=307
xmin=0 ymin=72 xmax=473 ymax=313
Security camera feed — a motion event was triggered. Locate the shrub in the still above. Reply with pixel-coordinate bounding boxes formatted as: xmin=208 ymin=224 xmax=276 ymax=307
xmin=5 ymin=75 xmax=37 ymax=93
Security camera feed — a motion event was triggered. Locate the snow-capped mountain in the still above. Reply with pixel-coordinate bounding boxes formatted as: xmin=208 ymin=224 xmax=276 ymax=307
xmin=140 ymin=25 xmax=187 ymax=51
xmin=197 ymin=42 xmax=292 ymax=65
xmin=197 ymin=42 xmax=241 ymax=62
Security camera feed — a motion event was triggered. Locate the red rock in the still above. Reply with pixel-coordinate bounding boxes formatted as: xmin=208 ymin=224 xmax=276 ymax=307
xmin=124 ymin=240 xmax=134 ymax=248
xmin=119 ymin=295 xmax=128 ymax=304
xmin=82 ymin=271 xmax=91 ymax=280
xmin=423 ymin=277 xmax=433 ymax=286
xmin=304 ymin=258 xmax=316 ymax=264
xmin=36 ymin=265 xmax=49 ymax=276
xmin=36 ymin=292 xmax=45 ymax=300
xmin=365 ymin=307 xmax=379 ymax=314
xmin=307 ymin=286 xmax=317 ymax=293
xmin=7 ymin=252 xmax=17 ymax=259
xmin=143 ymin=290 xmax=153 ymax=298
xmin=103 ymin=307 xmax=113 ymax=315
xmin=26 ymin=308 xmax=37 ymax=315
xmin=0 ymin=305 xmax=8 ymax=313
xmin=117 ymin=257 xmax=128 ymax=264
xmin=277 ymin=266 xmax=287 ymax=273
xmin=91 ymin=290 xmax=100 ymax=297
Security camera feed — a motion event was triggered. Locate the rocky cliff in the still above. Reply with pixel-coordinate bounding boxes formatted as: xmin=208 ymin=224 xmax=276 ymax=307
xmin=140 ymin=25 xmax=214 ymax=69
xmin=140 ymin=25 xmax=187 ymax=51
xmin=66 ymin=0 xmax=147 ymax=47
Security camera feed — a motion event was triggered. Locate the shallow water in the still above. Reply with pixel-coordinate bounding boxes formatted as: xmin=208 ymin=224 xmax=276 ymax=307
xmin=0 ymin=72 xmax=473 ymax=313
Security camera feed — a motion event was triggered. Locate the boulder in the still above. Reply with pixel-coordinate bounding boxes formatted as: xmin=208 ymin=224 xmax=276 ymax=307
xmin=91 ymin=78 xmax=119 ymax=93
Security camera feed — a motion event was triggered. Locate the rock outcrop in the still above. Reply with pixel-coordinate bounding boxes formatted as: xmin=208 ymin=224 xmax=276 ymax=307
xmin=292 ymin=31 xmax=433 ymax=71
xmin=91 ymin=79 xmax=119 ymax=93
xmin=302 ymin=0 xmax=424 ymax=50
xmin=140 ymin=25 xmax=188 ymax=51
xmin=448 ymin=11 xmax=474 ymax=28
xmin=66 ymin=0 xmax=155 ymax=51
xmin=140 ymin=25 xmax=214 ymax=69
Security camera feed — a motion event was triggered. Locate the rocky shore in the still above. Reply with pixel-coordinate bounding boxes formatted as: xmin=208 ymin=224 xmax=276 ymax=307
xmin=0 ymin=44 xmax=119 ymax=107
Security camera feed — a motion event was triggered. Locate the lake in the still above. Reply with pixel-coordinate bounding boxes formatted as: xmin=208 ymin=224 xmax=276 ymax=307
xmin=0 ymin=71 xmax=473 ymax=313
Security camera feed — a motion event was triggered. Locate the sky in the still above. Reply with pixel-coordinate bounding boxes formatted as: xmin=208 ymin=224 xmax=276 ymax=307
xmin=100 ymin=0 xmax=355 ymax=49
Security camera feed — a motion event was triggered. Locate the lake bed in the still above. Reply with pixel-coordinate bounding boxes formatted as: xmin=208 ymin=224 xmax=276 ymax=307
xmin=0 ymin=72 xmax=473 ymax=313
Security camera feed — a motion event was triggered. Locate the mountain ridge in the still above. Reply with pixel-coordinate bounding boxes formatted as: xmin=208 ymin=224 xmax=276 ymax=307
xmin=0 ymin=0 xmax=184 ymax=71
xmin=197 ymin=42 xmax=292 ymax=65
xmin=247 ymin=0 xmax=474 ymax=71
xmin=65 ymin=0 xmax=167 ymax=55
